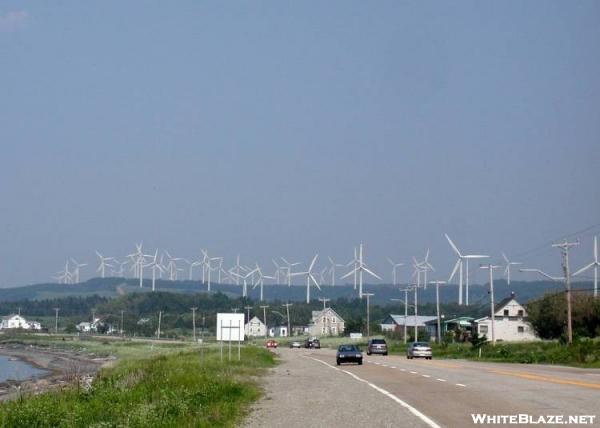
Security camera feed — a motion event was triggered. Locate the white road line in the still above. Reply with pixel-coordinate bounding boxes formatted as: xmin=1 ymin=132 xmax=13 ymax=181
xmin=391 ymin=366 xmax=396 ymax=369
xmin=410 ymin=371 xmax=418 ymax=374
xmin=456 ymin=383 xmax=466 ymax=387
xmin=422 ymin=375 xmax=431 ymax=378
xmin=400 ymin=368 xmax=406 ymax=372
xmin=436 ymin=378 xmax=446 ymax=382
xmin=307 ymin=356 xmax=441 ymax=428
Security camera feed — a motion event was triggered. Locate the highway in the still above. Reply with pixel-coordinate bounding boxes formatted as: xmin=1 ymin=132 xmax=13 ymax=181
xmin=244 ymin=348 xmax=600 ymax=428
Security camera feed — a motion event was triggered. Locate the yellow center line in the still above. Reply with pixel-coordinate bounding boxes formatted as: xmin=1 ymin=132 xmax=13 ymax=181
xmin=487 ymin=369 xmax=600 ymax=390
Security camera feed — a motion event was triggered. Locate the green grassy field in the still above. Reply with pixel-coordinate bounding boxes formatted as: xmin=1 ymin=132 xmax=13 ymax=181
xmin=0 ymin=336 xmax=276 ymax=427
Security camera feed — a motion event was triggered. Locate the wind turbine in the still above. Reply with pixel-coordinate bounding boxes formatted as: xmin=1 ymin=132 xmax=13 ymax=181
xmin=290 ymin=255 xmax=321 ymax=303
xmin=413 ymin=250 xmax=434 ymax=289
xmin=573 ymin=236 xmax=600 ymax=297
xmin=232 ymin=269 xmax=255 ymax=298
xmin=144 ymin=250 xmax=165 ymax=292
xmin=445 ymin=234 xmax=489 ymax=306
xmin=95 ymin=251 xmax=114 ymax=278
xmin=346 ymin=247 xmax=359 ymax=290
xmin=341 ymin=244 xmax=381 ymax=299
xmin=111 ymin=260 xmax=128 ymax=277
xmin=387 ymin=258 xmax=404 ymax=287
xmin=229 ymin=255 xmax=244 ymax=285
xmin=281 ymin=257 xmax=301 ymax=287
xmin=327 ymin=257 xmax=344 ymax=287
xmin=54 ymin=260 xmax=73 ymax=284
xmin=252 ymin=264 xmax=275 ymax=301
xmin=164 ymin=251 xmax=182 ymax=281
xmin=70 ymin=258 xmax=87 ymax=283
xmin=502 ymin=252 xmax=522 ymax=286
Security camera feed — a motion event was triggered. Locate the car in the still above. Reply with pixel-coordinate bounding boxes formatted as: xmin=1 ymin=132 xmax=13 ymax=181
xmin=336 ymin=344 xmax=363 ymax=365
xmin=303 ymin=337 xmax=321 ymax=349
xmin=290 ymin=341 xmax=302 ymax=348
xmin=266 ymin=339 xmax=278 ymax=349
xmin=367 ymin=338 xmax=388 ymax=356
xmin=406 ymin=341 xmax=432 ymax=359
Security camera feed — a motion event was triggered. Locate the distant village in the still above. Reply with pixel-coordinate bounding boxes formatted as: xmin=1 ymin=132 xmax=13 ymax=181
xmin=1 ymin=292 xmax=538 ymax=342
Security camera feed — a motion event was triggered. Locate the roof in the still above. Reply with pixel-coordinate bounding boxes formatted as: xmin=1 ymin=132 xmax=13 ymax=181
xmin=2 ymin=314 xmax=24 ymax=321
xmin=311 ymin=307 xmax=344 ymax=323
xmin=246 ymin=316 xmax=265 ymax=325
xmin=424 ymin=317 xmax=474 ymax=327
xmin=494 ymin=293 xmax=522 ymax=313
xmin=382 ymin=315 xmax=437 ymax=327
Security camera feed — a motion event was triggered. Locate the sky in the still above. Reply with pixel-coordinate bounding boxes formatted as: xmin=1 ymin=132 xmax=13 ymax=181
xmin=1 ymin=1 xmax=599 ymax=288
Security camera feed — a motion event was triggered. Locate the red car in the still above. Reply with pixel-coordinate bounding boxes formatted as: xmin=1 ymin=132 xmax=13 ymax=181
xmin=266 ymin=340 xmax=278 ymax=349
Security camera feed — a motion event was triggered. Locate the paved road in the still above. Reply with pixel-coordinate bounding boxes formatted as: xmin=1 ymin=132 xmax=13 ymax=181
xmin=244 ymin=348 xmax=600 ymax=428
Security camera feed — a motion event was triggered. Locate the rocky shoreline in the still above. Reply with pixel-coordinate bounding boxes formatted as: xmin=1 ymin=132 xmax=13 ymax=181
xmin=0 ymin=344 xmax=116 ymax=401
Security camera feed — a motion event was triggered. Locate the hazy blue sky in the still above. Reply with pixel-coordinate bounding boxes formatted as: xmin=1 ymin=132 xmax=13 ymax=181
xmin=1 ymin=1 xmax=599 ymax=287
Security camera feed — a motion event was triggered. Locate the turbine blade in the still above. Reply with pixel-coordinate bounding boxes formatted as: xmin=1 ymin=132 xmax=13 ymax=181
xmin=445 ymin=234 xmax=462 ymax=257
xmin=362 ymin=266 xmax=382 ymax=280
xmin=449 ymin=259 xmax=461 ymax=282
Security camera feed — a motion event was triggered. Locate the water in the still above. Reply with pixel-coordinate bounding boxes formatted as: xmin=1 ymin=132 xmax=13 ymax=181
xmin=0 ymin=355 xmax=47 ymax=383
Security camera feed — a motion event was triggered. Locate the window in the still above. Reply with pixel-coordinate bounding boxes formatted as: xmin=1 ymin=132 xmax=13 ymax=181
xmin=332 ymin=327 xmax=336 ymax=333
xmin=480 ymin=325 xmax=488 ymax=334
xmin=518 ymin=326 xmax=524 ymax=333
xmin=517 ymin=310 xmax=524 ymax=317
xmin=322 ymin=317 xmax=326 ymax=323
xmin=322 ymin=327 xmax=326 ymax=334
xmin=503 ymin=309 xmax=509 ymax=316
xmin=332 ymin=317 xmax=336 ymax=324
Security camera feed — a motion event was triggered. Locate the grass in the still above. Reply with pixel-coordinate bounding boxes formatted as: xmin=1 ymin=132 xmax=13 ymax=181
xmin=430 ymin=339 xmax=600 ymax=368
xmin=0 ymin=337 xmax=276 ymax=427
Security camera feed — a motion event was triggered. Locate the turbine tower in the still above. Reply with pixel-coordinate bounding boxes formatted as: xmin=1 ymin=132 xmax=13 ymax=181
xmin=252 ymin=264 xmax=275 ymax=301
xmin=95 ymin=251 xmax=114 ymax=278
xmin=290 ymin=255 xmax=321 ymax=303
xmin=341 ymin=244 xmax=381 ymax=299
xmin=387 ymin=258 xmax=404 ymax=287
xmin=573 ymin=236 xmax=599 ymax=297
xmin=327 ymin=257 xmax=344 ymax=287
xmin=502 ymin=252 xmax=522 ymax=286
xmin=445 ymin=234 xmax=489 ymax=306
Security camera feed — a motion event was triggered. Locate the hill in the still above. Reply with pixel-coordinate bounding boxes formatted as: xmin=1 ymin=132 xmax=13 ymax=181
xmin=0 ymin=276 xmax=581 ymax=305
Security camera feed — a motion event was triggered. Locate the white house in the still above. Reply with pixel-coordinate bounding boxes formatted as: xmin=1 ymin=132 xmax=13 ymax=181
xmin=308 ymin=307 xmax=345 ymax=337
xmin=244 ymin=316 xmax=267 ymax=337
xmin=76 ymin=317 xmax=102 ymax=333
xmin=268 ymin=326 xmax=288 ymax=337
xmin=1 ymin=314 xmax=43 ymax=330
xmin=474 ymin=293 xmax=538 ymax=342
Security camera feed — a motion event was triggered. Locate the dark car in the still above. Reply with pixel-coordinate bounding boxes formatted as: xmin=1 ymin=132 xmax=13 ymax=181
xmin=336 ymin=344 xmax=363 ymax=365
xmin=304 ymin=338 xmax=321 ymax=349
xmin=367 ymin=338 xmax=388 ymax=356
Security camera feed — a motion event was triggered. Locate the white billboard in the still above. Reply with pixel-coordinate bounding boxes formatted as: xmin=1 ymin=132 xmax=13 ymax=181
xmin=216 ymin=313 xmax=245 ymax=342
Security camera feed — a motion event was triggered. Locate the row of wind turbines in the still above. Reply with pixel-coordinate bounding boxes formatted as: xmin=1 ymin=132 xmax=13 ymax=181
xmin=53 ymin=234 xmax=600 ymax=304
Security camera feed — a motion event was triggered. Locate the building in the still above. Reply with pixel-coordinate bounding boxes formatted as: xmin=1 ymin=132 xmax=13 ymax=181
xmin=268 ymin=326 xmax=288 ymax=337
xmin=424 ymin=317 xmax=474 ymax=342
xmin=245 ymin=316 xmax=267 ymax=337
xmin=474 ymin=293 xmax=538 ymax=342
xmin=0 ymin=314 xmax=43 ymax=330
xmin=308 ymin=307 xmax=345 ymax=337
xmin=380 ymin=314 xmax=437 ymax=332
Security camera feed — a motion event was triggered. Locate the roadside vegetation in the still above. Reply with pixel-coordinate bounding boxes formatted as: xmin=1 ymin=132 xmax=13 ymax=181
xmin=0 ymin=337 xmax=276 ymax=427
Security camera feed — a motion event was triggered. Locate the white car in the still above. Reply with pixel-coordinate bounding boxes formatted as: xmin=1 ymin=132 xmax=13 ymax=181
xmin=290 ymin=341 xmax=302 ymax=349
xmin=406 ymin=341 xmax=432 ymax=359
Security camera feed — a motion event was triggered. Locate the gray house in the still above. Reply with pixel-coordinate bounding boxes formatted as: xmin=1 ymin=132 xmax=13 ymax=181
xmin=308 ymin=307 xmax=345 ymax=337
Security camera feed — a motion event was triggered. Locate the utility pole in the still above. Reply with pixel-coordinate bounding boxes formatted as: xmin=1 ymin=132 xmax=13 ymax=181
xmin=554 ymin=240 xmax=578 ymax=345
xmin=363 ymin=293 xmax=374 ymax=339
xmin=480 ymin=265 xmax=501 ymax=345
xmin=157 ymin=311 xmax=162 ymax=339
xmin=520 ymin=240 xmax=578 ymax=345
xmin=392 ymin=288 xmax=411 ymax=344
xmin=260 ymin=305 xmax=269 ymax=338
xmin=91 ymin=309 xmax=96 ymax=322
xmin=318 ymin=298 xmax=330 ymax=310
xmin=413 ymin=284 xmax=420 ymax=341
xmin=53 ymin=307 xmax=60 ymax=334
xmin=429 ymin=281 xmax=446 ymax=344
xmin=283 ymin=303 xmax=293 ymax=337
xmin=191 ymin=307 xmax=197 ymax=342
xmin=244 ymin=306 xmax=252 ymax=324
xmin=232 ymin=308 xmax=239 ymax=313
xmin=120 ymin=310 xmax=125 ymax=336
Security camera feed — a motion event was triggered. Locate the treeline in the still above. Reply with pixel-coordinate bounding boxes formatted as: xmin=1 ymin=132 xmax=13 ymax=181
xmin=527 ymin=292 xmax=600 ymax=340
xmin=1 ymin=291 xmax=488 ymax=337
